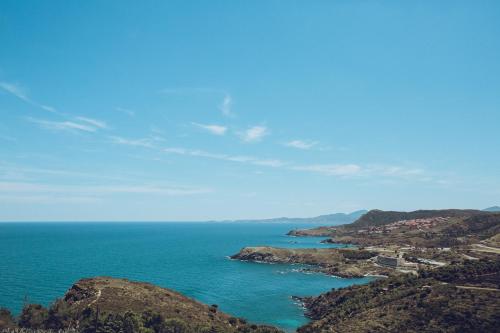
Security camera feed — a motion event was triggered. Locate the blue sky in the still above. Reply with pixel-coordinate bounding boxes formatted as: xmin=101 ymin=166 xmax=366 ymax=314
xmin=0 ymin=1 xmax=499 ymax=221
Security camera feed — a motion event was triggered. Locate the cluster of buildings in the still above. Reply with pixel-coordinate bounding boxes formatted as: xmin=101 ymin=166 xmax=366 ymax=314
xmin=376 ymin=255 xmax=405 ymax=268
xmin=356 ymin=217 xmax=450 ymax=235
xmin=374 ymin=254 xmax=421 ymax=271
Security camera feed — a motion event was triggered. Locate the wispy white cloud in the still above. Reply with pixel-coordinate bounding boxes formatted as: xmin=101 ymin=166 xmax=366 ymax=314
xmin=163 ymin=147 xmax=286 ymax=168
xmin=368 ymin=165 xmax=425 ymax=177
xmin=192 ymin=122 xmax=227 ymax=136
xmin=293 ymin=163 xmax=426 ymax=179
xmin=26 ymin=117 xmax=97 ymax=132
xmin=40 ymin=105 xmax=58 ymax=113
xmin=109 ymin=136 xmax=159 ymax=148
xmin=293 ymin=164 xmax=362 ymax=176
xmin=238 ymin=126 xmax=269 ymax=143
xmin=219 ymin=94 xmax=233 ymax=117
xmin=116 ymin=106 xmax=135 ymax=116
xmin=76 ymin=116 xmax=108 ymax=129
xmin=26 ymin=114 xmax=109 ymax=133
xmin=285 ymin=140 xmax=318 ymax=150
xmin=0 ymin=81 xmax=29 ymax=101
xmin=0 ymin=181 xmax=212 ymax=202
xmin=0 ymin=163 xmax=127 ymax=182
xmin=162 ymin=145 xmax=426 ymax=181
xmin=0 ymin=81 xmax=58 ymax=113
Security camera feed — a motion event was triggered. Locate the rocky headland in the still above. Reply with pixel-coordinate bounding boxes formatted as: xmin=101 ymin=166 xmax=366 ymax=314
xmin=0 ymin=277 xmax=282 ymax=333
xmin=230 ymin=246 xmax=395 ymax=278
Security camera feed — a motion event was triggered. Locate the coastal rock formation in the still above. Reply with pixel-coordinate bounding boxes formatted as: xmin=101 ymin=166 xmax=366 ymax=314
xmin=3 ymin=277 xmax=283 ymax=333
xmin=287 ymin=226 xmax=337 ymax=237
xmin=230 ymin=247 xmax=392 ymax=278
xmin=58 ymin=277 xmax=233 ymax=326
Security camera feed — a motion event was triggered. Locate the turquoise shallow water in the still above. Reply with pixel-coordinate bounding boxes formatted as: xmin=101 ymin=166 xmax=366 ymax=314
xmin=0 ymin=222 xmax=372 ymax=331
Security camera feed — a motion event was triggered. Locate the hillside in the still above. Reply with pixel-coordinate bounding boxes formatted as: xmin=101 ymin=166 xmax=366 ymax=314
xmin=289 ymin=210 xmax=500 ymax=248
xmin=298 ymin=259 xmax=500 ymax=333
xmin=1 ymin=277 xmax=282 ymax=333
xmin=288 ymin=209 xmax=484 ymax=237
xmin=484 ymin=206 xmax=500 ymax=212
xmin=349 ymin=209 xmax=482 ymax=228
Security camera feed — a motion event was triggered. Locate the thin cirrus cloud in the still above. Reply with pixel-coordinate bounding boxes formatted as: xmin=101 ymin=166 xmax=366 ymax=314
xmin=163 ymin=145 xmax=428 ymax=180
xmin=26 ymin=116 xmax=108 ymax=133
xmin=238 ymin=126 xmax=269 ymax=143
xmin=0 ymin=181 xmax=212 ymax=204
xmin=1 ymin=80 xmax=108 ymax=133
xmin=0 ymin=81 xmax=29 ymax=101
xmin=292 ymin=164 xmax=426 ymax=178
xmin=76 ymin=116 xmax=108 ymax=129
xmin=0 ymin=81 xmax=58 ymax=113
xmin=26 ymin=117 xmax=97 ymax=132
xmin=192 ymin=122 xmax=227 ymax=136
xmin=164 ymin=147 xmax=286 ymax=168
xmin=292 ymin=164 xmax=362 ymax=176
xmin=219 ymin=94 xmax=233 ymax=117
xmin=109 ymin=136 xmax=163 ymax=148
xmin=115 ymin=106 xmax=135 ymax=116
xmin=285 ymin=140 xmax=318 ymax=150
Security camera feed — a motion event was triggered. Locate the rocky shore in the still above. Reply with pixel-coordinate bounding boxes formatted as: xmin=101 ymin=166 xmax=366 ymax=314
xmin=230 ymin=246 xmax=395 ymax=278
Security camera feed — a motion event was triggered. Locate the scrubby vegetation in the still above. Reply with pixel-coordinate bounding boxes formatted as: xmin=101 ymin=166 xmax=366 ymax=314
xmin=298 ymin=259 xmax=500 ymax=333
xmin=420 ymin=258 xmax=500 ymax=288
xmin=349 ymin=209 xmax=483 ymax=228
xmin=0 ymin=277 xmax=282 ymax=333
xmin=0 ymin=308 xmax=17 ymax=330
xmin=4 ymin=305 xmax=280 ymax=333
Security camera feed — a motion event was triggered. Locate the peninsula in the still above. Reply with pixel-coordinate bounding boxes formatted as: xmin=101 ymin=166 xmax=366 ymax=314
xmin=0 ymin=277 xmax=282 ymax=333
xmin=231 ymin=208 xmax=500 ymax=332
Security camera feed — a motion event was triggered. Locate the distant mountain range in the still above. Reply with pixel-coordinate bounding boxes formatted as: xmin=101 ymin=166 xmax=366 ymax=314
xmin=225 ymin=207 xmax=499 ymax=225
xmin=232 ymin=210 xmax=368 ymax=225
xmin=483 ymin=206 xmax=500 ymax=212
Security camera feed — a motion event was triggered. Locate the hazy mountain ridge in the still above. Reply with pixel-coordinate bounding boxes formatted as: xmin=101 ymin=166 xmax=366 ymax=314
xmin=230 ymin=210 xmax=368 ymax=224
xmin=484 ymin=206 xmax=500 ymax=212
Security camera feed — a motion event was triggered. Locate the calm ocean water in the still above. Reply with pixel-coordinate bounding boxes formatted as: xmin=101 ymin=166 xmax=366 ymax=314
xmin=0 ymin=222 xmax=372 ymax=331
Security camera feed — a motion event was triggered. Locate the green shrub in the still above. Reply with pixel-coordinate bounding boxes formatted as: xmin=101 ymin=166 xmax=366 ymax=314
xmin=18 ymin=303 xmax=49 ymax=329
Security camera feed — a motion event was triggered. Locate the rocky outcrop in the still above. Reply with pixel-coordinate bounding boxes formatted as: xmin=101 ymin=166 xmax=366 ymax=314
xmin=287 ymin=226 xmax=338 ymax=237
xmin=231 ymin=247 xmax=390 ymax=278
xmin=8 ymin=277 xmax=283 ymax=333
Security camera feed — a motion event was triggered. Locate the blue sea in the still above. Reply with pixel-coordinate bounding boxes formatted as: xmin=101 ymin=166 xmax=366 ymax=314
xmin=0 ymin=222 xmax=372 ymax=331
